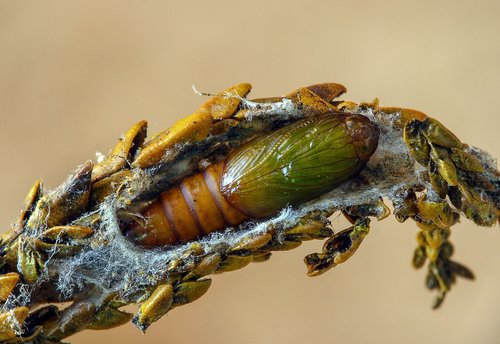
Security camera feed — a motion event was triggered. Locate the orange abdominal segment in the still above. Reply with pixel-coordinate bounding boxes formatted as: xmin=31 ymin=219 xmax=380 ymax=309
xmin=180 ymin=173 xmax=226 ymax=235
xmin=126 ymin=202 xmax=177 ymax=246
xmin=203 ymin=163 xmax=248 ymax=226
xmin=126 ymin=162 xmax=248 ymax=247
xmin=160 ymin=188 xmax=201 ymax=242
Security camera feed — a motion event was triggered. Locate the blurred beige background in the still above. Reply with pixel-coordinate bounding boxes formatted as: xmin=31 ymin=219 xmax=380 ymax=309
xmin=0 ymin=1 xmax=499 ymax=343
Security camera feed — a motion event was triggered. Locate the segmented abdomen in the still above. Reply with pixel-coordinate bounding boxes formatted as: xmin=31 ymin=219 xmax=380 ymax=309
xmin=125 ymin=162 xmax=248 ymax=247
